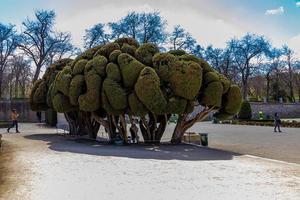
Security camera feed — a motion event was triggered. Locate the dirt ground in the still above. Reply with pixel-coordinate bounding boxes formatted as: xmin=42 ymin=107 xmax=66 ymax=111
xmin=0 ymin=123 xmax=300 ymax=200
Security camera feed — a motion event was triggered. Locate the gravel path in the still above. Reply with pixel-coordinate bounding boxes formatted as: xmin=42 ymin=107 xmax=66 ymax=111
xmin=0 ymin=123 xmax=300 ymax=200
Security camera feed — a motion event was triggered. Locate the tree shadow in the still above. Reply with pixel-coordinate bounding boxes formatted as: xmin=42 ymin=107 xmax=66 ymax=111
xmin=24 ymin=133 xmax=240 ymax=161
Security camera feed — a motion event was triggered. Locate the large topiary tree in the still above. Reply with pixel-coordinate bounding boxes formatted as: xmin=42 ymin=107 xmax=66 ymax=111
xmin=30 ymin=38 xmax=242 ymax=144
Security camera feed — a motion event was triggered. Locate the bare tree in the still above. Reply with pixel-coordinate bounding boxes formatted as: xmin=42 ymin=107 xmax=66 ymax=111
xmin=9 ymin=55 xmax=32 ymax=98
xmin=18 ymin=10 xmax=75 ymax=83
xmin=0 ymin=23 xmax=19 ymax=97
xmin=228 ymin=33 xmax=270 ymax=99
xmin=282 ymin=45 xmax=296 ymax=102
xmin=169 ymin=25 xmax=197 ymax=52
xmin=83 ymin=23 xmax=110 ymax=49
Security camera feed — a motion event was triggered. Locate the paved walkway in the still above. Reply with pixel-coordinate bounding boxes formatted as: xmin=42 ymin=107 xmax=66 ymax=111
xmin=171 ymin=122 xmax=300 ymax=164
xmin=0 ymin=123 xmax=299 ymax=200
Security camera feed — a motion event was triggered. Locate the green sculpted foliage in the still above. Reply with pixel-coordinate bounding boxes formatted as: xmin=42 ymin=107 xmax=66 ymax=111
xmin=218 ymin=74 xmax=231 ymax=94
xmin=115 ymin=37 xmax=140 ymax=48
xmin=169 ymin=61 xmax=202 ymax=100
xmin=135 ymin=67 xmax=167 ymax=114
xmin=128 ymin=93 xmax=148 ymax=116
xmin=204 ymin=72 xmax=219 ymax=85
xmin=200 ymin=81 xmax=223 ymax=107
xmin=55 ymin=67 xmax=72 ymax=97
xmin=109 ymin=50 xmax=122 ymax=63
xmin=30 ymin=59 xmax=73 ymax=111
xmin=78 ymin=72 xmax=102 ymax=111
xmin=169 ymin=49 xmax=186 ymax=56
xmin=118 ymin=53 xmax=146 ymax=88
xmin=198 ymin=59 xmax=214 ymax=73
xmin=74 ymin=45 xmax=103 ymax=62
xmin=52 ymin=93 xmax=75 ymax=113
xmin=106 ymin=63 xmax=121 ymax=82
xmin=95 ymin=42 xmax=120 ymax=58
xmin=167 ymin=97 xmax=187 ymax=114
xmin=69 ymin=75 xmax=85 ymax=106
xmin=103 ymin=78 xmax=127 ymax=111
xmin=224 ymin=85 xmax=243 ymax=114
xmin=73 ymin=59 xmax=88 ymax=75
xmin=152 ymin=53 xmax=176 ymax=82
xmin=121 ymin=43 xmax=136 ymax=56
xmin=135 ymin=43 xmax=159 ymax=66
xmin=84 ymin=55 xmax=107 ymax=77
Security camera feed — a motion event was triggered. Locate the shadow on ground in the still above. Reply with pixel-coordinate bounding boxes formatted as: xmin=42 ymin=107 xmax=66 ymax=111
xmin=24 ymin=134 xmax=240 ymax=161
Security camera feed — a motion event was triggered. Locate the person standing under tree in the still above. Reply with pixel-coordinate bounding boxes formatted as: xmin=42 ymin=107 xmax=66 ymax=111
xmin=7 ymin=109 xmax=20 ymax=133
xmin=274 ymin=112 xmax=282 ymax=133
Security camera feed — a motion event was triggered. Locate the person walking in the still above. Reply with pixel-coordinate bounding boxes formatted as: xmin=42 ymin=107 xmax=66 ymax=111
xmin=129 ymin=123 xmax=138 ymax=143
xmin=274 ymin=112 xmax=282 ymax=133
xmin=36 ymin=111 xmax=42 ymax=123
xmin=7 ymin=109 xmax=20 ymax=133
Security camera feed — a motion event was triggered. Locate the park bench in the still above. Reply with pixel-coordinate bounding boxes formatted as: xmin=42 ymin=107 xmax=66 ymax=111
xmin=183 ymin=132 xmax=208 ymax=146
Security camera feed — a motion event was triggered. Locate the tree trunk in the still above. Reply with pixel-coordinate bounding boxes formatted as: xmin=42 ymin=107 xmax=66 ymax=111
xmin=139 ymin=116 xmax=151 ymax=143
xmin=0 ymin=72 xmax=3 ymax=98
xmin=266 ymin=73 xmax=270 ymax=102
xmin=107 ymin=115 xmax=117 ymax=142
xmin=171 ymin=107 xmax=214 ymax=144
xmin=288 ymin=67 xmax=295 ymax=102
xmin=138 ymin=114 xmax=169 ymax=144
xmin=32 ymin=63 xmax=42 ymax=84
xmin=81 ymin=112 xmax=100 ymax=139
xmin=153 ymin=115 xmax=168 ymax=143
xmin=64 ymin=111 xmax=80 ymax=135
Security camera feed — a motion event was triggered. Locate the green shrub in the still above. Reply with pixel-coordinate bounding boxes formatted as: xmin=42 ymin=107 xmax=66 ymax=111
xmin=238 ymin=100 xmax=252 ymax=119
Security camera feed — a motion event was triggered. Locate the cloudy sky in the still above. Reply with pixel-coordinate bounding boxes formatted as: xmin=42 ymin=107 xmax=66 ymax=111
xmin=1 ymin=0 xmax=300 ymax=56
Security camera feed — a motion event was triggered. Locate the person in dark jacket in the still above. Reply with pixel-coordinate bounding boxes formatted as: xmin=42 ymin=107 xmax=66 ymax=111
xmin=274 ymin=112 xmax=282 ymax=133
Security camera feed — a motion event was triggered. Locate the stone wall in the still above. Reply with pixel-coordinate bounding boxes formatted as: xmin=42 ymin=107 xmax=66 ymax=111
xmin=0 ymin=99 xmax=43 ymax=122
xmin=250 ymin=102 xmax=300 ymax=119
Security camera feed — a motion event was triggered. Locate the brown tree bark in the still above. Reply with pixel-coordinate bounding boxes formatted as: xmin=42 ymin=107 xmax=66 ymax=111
xmin=171 ymin=107 xmax=214 ymax=144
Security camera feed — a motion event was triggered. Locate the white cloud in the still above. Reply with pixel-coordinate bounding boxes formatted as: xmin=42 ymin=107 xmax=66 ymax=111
xmin=296 ymin=2 xmax=300 ymax=7
xmin=265 ymin=6 xmax=284 ymax=15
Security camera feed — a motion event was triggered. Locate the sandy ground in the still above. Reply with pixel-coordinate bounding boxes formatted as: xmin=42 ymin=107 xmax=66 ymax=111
xmin=0 ymin=123 xmax=300 ymax=200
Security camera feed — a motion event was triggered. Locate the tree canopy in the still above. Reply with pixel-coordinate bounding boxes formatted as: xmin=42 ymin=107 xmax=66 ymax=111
xmin=30 ymin=37 xmax=242 ymax=144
